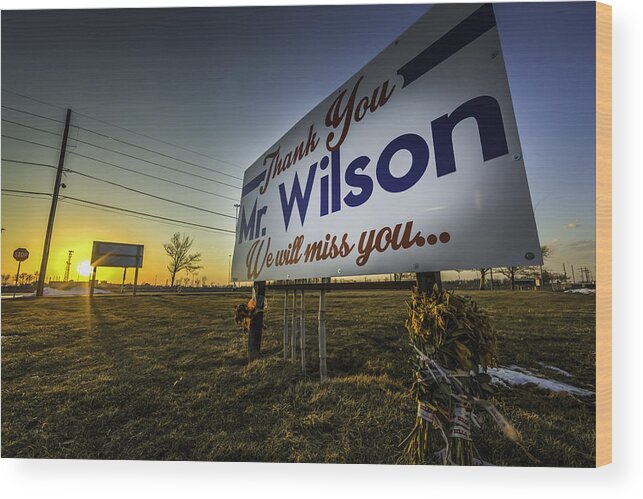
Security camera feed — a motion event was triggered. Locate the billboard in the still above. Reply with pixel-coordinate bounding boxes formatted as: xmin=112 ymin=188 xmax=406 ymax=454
xmin=91 ymin=241 xmax=144 ymax=268
xmin=232 ymin=3 xmax=542 ymax=281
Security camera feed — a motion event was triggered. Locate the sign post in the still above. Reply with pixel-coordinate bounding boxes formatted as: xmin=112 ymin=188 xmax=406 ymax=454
xmin=12 ymin=248 xmax=29 ymax=299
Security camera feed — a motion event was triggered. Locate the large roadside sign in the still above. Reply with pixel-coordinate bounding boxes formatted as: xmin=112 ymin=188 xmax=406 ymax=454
xmin=232 ymin=3 xmax=542 ymax=281
xmin=91 ymin=241 xmax=144 ymax=268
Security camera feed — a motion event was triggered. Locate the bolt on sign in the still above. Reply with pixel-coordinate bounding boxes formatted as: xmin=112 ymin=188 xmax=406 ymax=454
xmin=13 ymin=248 xmax=30 ymax=262
xmin=232 ymin=2 xmax=542 ymax=282
xmin=91 ymin=241 xmax=144 ymax=268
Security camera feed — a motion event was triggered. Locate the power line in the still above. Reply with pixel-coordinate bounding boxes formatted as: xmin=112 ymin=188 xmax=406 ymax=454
xmin=69 ymin=135 xmax=241 ymax=189
xmin=1 ymin=136 xmax=240 ymax=202
xmin=2 ymin=188 xmax=53 ymax=197
xmin=2 ymin=119 xmax=242 ymax=189
xmin=2 ymin=105 xmax=64 ymax=125
xmin=2 ymin=118 xmax=61 ymax=137
xmin=67 ymin=168 xmax=236 ymax=219
xmin=1 ymin=134 xmax=60 ymax=151
xmin=60 ymin=195 xmax=235 ymax=235
xmin=2 ymin=89 xmax=246 ymax=173
xmin=60 ymin=198 xmax=224 ymax=235
xmin=2 ymin=192 xmax=52 ymax=201
xmin=3 ymin=105 xmax=243 ymax=182
xmin=2 ymin=158 xmax=237 ymax=218
xmin=74 ymin=123 xmax=243 ymax=181
xmin=68 ymin=150 xmax=240 ymax=202
xmin=1 ymin=158 xmax=57 ymax=169
xmin=1 ymin=188 xmax=236 ymax=235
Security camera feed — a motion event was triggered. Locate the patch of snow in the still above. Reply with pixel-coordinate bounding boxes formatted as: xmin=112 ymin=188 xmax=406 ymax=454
xmin=537 ymin=362 xmax=572 ymax=377
xmin=41 ymin=286 xmax=111 ymax=296
xmin=488 ymin=365 xmax=593 ymax=397
xmin=565 ymin=288 xmax=596 ymax=295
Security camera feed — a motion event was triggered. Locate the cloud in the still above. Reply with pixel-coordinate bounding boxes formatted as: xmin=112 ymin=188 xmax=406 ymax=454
xmin=566 ymin=240 xmax=595 ymax=249
xmin=566 ymin=222 xmax=580 ymax=229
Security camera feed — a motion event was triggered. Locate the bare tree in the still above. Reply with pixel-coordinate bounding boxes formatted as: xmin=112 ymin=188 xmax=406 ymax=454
xmin=164 ymin=232 xmax=202 ymax=287
xmin=201 ymin=276 xmax=208 ymax=288
xmin=1 ymin=273 xmax=11 ymax=286
xmin=479 ymin=268 xmax=489 ymax=290
xmin=499 ymin=266 xmax=519 ymax=290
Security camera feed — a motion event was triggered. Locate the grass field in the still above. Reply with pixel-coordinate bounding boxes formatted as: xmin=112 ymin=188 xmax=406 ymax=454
xmin=1 ymin=290 xmax=595 ymax=466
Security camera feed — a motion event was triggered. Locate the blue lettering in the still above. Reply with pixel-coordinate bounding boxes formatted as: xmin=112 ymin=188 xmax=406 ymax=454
xmin=343 ymin=155 xmax=373 ymax=207
xmin=431 ymin=95 xmax=509 ymax=177
xmin=278 ymin=162 xmax=317 ymax=231
xmin=238 ymin=199 xmax=257 ymax=244
xmin=376 ymin=133 xmax=430 ymax=193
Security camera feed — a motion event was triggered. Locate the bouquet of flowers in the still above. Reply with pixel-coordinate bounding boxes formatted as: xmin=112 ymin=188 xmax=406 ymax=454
xmin=402 ymin=285 xmax=530 ymax=465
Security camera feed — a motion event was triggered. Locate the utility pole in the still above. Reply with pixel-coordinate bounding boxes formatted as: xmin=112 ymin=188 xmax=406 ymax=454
xmin=36 ymin=109 xmax=72 ymax=296
xmin=63 ymin=250 xmax=74 ymax=282
xmin=234 ymin=203 xmax=241 ymax=228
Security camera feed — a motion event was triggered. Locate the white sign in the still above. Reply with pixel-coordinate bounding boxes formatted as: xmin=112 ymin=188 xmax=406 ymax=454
xmin=91 ymin=241 xmax=144 ymax=268
xmin=232 ymin=3 xmax=542 ymax=281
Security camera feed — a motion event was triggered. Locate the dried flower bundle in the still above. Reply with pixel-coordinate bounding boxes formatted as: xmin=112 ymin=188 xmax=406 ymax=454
xmin=402 ymin=285 xmax=530 ymax=465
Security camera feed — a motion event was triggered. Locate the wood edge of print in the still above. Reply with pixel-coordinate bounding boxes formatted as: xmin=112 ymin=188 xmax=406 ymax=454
xmin=595 ymin=1 xmax=612 ymax=468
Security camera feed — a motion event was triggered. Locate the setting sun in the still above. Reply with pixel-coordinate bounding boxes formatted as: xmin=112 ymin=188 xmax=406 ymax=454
xmin=77 ymin=260 xmax=92 ymax=277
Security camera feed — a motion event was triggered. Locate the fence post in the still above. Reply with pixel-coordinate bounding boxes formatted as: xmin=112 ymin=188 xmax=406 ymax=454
xmin=291 ymin=289 xmax=298 ymax=362
xmin=300 ymin=289 xmax=306 ymax=373
xmin=318 ymin=277 xmax=329 ymax=382
xmin=283 ymin=289 xmax=289 ymax=361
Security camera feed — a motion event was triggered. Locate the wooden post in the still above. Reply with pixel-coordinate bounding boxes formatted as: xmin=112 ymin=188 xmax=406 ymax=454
xmin=89 ymin=266 xmax=97 ymax=298
xmin=133 ymin=246 xmax=142 ymax=296
xmin=291 ymin=289 xmax=298 ymax=362
xmin=490 ymin=267 xmax=494 ymax=290
xmin=248 ymin=280 xmax=266 ymax=361
xmin=283 ymin=290 xmax=289 ymax=361
xmin=121 ymin=267 xmax=127 ymax=294
xmin=416 ymin=271 xmax=442 ymax=294
xmin=318 ymin=277 xmax=329 ymax=383
xmin=300 ymin=289 xmax=306 ymax=373
xmin=36 ymin=109 xmax=72 ymax=297
xmin=13 ymin=260 xmax=22 ymax=299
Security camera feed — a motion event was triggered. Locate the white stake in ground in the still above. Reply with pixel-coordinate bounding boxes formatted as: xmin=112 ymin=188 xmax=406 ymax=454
xmin=283 ymin=290 xmax=289 ymax=361
xmin=300 ymin=290 xmax=306 ymax=372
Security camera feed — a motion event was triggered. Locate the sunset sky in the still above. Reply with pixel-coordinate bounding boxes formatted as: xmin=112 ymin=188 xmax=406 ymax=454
xmin=1 ymin=2 xmax=596 ymax=285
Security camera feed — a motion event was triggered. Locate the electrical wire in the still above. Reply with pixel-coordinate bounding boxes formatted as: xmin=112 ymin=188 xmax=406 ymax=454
xmin=1 ymin=157 xmax=236 ymax=217
xmin=68 ymin=150 xmax=240 ymax=202
xmin=2 ymin=89 xmax=246 ymax=173
xmin=2 ymin=119 xmax=241 ymax=189
xmin=1 ymin=133 xmax=59 ymax=151
xmin=1 ymin=188 xmax=236 ymax=235
xmin=1 ymin=158 xmax=57 ymax=169
xmin=1 ymin=136 xmax=240 ymax=202
xmin=59 ymin=198 xmax=227 ymax=235
xmin=60 ymin=195 xmax=236 ymax=234
xmin=67 ymin=168 xmax=236 ymax=219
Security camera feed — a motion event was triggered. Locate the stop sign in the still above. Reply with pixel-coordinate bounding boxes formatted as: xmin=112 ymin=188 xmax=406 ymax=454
xmin=13 ymin=248 xmax=29 ymax=262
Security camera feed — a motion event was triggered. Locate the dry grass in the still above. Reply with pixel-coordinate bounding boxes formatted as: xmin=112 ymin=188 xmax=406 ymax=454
xmin=1 ymin=290 xmax=595 ymax=465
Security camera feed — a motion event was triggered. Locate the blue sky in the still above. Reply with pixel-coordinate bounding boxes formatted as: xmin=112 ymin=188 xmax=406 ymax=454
xmin=1 ymin=2 xmax=596 ymax=283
